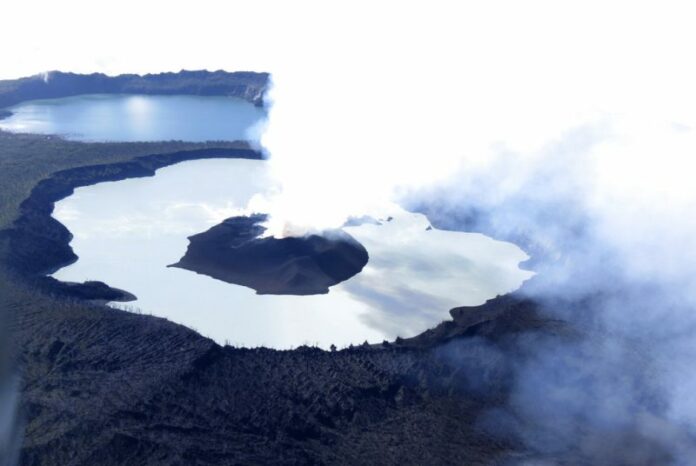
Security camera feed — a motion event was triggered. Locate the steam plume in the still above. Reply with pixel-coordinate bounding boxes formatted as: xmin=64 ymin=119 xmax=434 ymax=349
xmin=251 ymin=2 xmax=696 ymax=462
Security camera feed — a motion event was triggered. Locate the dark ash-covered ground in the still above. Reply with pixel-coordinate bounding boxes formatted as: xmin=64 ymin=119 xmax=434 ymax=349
xmin=11 ymin=276 xmax=572 ymax=466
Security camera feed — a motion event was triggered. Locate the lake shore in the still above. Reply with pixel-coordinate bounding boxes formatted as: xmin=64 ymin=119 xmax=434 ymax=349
xmin=2 ymin=145 xmax=262 ymax=301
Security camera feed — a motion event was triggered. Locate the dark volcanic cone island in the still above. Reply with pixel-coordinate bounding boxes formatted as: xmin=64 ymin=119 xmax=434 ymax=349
xmin=170 ymin=214 xmax=369 ymax=295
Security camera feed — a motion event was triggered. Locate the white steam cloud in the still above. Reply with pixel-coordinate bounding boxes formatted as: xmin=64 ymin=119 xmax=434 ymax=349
xmin=254 ymin=2 xmax=696 ymax=238
xmin=412 ymin=116 xmax=696 ymax=462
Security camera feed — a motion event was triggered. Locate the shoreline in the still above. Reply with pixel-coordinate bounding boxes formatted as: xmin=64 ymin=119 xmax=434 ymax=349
xmin=1 ymin=146 xmax=263 ymax=301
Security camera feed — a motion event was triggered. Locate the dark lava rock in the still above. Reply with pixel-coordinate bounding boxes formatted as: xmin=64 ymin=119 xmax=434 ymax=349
xmin=38 ymin=277 xmax=136 ymax=302
xmin=170 ymin=214 xmax=369 ymax=295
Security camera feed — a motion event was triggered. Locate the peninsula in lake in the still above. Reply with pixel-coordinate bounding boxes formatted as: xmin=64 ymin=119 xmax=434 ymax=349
xmin=170 ymin=214 xmax=369 ymax=295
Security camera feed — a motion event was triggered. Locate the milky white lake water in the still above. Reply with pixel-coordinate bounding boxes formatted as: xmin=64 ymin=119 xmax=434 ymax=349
xmin=52 ymin=158 xmax=533 ymax=349
xmin=7 ymin=93 xmax=532 ymax=348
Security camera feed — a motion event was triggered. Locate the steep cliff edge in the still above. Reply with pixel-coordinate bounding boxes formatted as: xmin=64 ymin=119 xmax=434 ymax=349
xmin=0 ymin=70 xmax=269 ymax=113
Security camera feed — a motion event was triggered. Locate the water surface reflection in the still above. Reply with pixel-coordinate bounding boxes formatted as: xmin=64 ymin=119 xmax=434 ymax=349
xmin=52 ymin=159 xmax=533 ymax=349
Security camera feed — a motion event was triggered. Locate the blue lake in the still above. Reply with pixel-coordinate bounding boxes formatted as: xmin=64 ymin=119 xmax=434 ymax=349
xmin=0 ymin=94 xmax=266 ymax=142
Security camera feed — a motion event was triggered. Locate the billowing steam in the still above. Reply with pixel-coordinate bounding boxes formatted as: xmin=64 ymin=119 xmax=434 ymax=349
xmin=250 ymin=2 xmax=696 ymax=462
xmin=412 ymin=116 xmax=696 ymax=463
